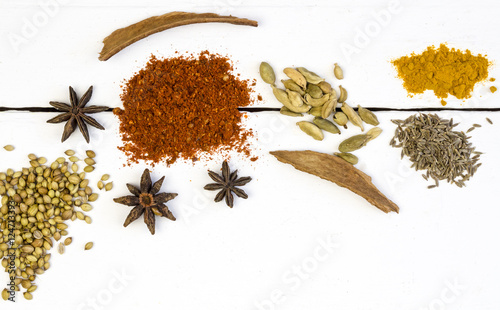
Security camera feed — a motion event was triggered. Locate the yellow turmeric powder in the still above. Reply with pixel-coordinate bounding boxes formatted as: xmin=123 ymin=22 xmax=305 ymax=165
xmin=392 ymin=44 xmax=490 ymax=103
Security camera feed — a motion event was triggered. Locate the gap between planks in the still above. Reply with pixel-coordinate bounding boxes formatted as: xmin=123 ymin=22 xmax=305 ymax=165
xmin=1 ymin=107 xmax=500 ymax=113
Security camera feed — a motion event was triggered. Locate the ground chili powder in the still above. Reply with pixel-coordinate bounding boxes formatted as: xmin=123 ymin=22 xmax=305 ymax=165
xmin=113 ymin=51 xmax=256 ymax=165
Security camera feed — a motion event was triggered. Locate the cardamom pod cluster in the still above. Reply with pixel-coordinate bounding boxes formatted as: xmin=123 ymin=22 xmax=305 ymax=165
xmin=259 ymin=61 xmax=383 ymax=165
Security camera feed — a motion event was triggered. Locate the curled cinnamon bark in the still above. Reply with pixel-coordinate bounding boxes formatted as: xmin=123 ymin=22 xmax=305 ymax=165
xmin=99 ymin=12 xmax=258 ymax=61
xmin=270 ymin=150 xmax=399 ymax=214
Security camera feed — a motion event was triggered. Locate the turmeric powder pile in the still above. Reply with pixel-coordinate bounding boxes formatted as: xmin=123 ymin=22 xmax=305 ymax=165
xmin=392 ymin=44 xmax=490 ymax=104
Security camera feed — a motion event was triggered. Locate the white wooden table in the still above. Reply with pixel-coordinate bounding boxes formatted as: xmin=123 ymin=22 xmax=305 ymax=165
xmin=1 ymin=0 xmax=499 ymax=308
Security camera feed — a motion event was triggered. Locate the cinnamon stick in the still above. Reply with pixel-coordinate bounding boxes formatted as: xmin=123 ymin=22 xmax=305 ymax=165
xmin=270 ymin=150 xmax=399 ymax=213
xmin=99 ymin=12 xmax=258 ymax=61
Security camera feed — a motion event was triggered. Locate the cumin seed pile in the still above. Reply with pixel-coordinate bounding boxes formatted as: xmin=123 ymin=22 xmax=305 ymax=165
xmin=390 ymin=113 xmax=481 ymax=188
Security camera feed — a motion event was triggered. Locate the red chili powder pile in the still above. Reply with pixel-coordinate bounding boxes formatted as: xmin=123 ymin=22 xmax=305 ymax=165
xmin=113 ymin=51 xmax=257 ymax=165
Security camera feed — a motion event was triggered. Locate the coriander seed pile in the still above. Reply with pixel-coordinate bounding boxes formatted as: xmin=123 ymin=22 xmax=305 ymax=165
xmin=0 ymin=151 xmax=101 ymax=301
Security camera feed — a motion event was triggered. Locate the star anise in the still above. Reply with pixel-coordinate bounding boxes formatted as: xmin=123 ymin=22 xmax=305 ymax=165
xmin=204 ymin=161 xmax=252 ymax=208
xmin=47 ymin=86 xmax=109 ymax=143
xmin=113 ymin=169 xmax=177 ymax=235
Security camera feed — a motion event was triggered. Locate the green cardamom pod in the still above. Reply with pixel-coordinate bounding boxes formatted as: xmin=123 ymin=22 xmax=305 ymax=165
xmin=280 ymin=106 xmax=303 ymax=117
xmin=297 ymin=121 xmax=324 ymax=141
xmin=305 ymin=93 xmax=330 ymax=107
xmin=282 ymin=79 xmax=305 ymax=96
xmin=333 ymin=111 xmax=348 ymax=127
xmin=306 ymin=84 xmax=323 ymax=99
xmin=321 ymin=96 xmax=337 ymax=119
xmin=297 ymin=67 xmax=325 ymax=85
xmin=313 ymin=117 xmax=340 ymax=134
xmin=272 ymin=85 xmax=311 ymax=113
xmin=283 ymin=67 xmax=307 ymax=89
xmin=308 ymin=106 xmax=323 ymax=117
xmin=259 ymin=62 xmax=276 ymax=85
xmin=341 ymin=102 xmax=364 ymax=131
xmin=366 ymin=127 xmax=382 ymax=141
xmin=317 ymin=81 xmax=333 ymax=93
xmin=272 ymin=85 xmax=290 ymax=105
xmin=334 ymin=152 xmax=358 ymax=164
xmin=338 ymin=85 xmax=348 ymax=103
xmin=338 ymin=134 xmax=369 ymax=152
xmin=357 ymin=105 xmax=379 ymax=126
xmin=334 ymin=63 xmax=344 ymax=80
xmin=286 ymin=89 xmax=305 ymax=107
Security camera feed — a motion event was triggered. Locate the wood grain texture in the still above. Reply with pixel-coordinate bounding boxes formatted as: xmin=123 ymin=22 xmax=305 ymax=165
xmin=270 ymin=150 xmax=399 ymax=213
xmin=99 ymin=12 xmax=258 ymax=61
